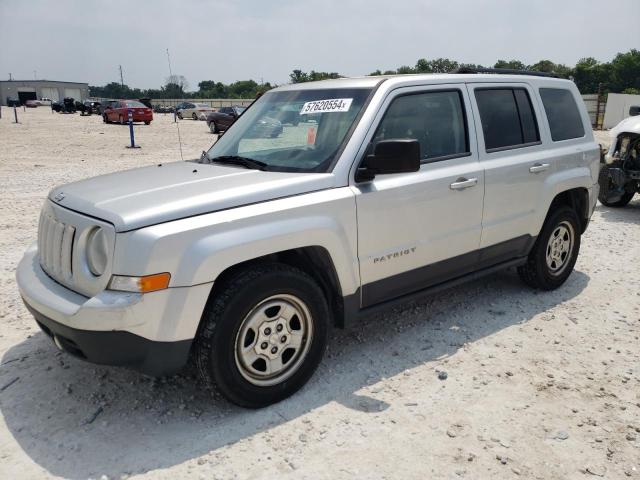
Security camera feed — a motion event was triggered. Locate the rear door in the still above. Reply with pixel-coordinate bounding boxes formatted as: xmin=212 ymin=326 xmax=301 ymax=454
xmin=353 ymin=84 xmax=485 ymax=307
xmin=468 ymin=83 xmax=550 ymax=256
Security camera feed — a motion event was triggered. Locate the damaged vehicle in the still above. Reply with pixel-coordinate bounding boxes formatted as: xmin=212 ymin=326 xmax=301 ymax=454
xmin=599 ymin=111 xmax=640 ymax=207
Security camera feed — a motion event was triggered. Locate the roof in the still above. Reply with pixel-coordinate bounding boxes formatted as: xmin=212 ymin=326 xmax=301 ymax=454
xmin=272 ymin=73 xmax=573 ymax=92
xmin=0 ymin=80 xmax=88 ymax=85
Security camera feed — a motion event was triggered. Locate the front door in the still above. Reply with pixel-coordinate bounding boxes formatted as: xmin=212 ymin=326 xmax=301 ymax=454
xmin=352 ymin=85 xmax=485 ymax=307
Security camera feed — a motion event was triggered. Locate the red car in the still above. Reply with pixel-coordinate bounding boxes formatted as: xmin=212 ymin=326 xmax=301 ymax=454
xmin=102 ymin=100 xmax=153 ymax=125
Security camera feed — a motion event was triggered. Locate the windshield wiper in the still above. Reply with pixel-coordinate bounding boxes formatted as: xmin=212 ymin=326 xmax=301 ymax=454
xmin=208 ymin=155 xmax=267 ymax=170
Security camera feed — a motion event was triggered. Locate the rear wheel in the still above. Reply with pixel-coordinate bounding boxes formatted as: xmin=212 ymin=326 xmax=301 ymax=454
xmin=144 ymin=121 xmax=150 ymax=125
xmin=518 ymin=206 xmax=580 ymax=290
xmin=177 ymin=111 xmax=183 ymax=119
xmin=209 ymin=121 xmax=217 ymax=134
xmin=102 ymin=114 xmax=108 ymax=123
xmin=192 ymin=112 xmax=198 ymax=120
xmin=194 ymin=264 xmax=329 ymax=408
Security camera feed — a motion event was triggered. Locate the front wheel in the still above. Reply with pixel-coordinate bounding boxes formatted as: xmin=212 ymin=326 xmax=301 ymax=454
xmin=177 ymin=112 xmax=183 ymax=119
xmin=194 ymin=264 xmax=329 ymax=408
xmin=518 ymin=206 xmax=581 ymax=290
xmin=208 ymin=121 xmax=217 ymax=134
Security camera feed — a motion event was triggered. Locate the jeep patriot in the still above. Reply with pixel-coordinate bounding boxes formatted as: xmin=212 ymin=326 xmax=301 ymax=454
xmin=17 ymin=71 xmax=600 ymax=407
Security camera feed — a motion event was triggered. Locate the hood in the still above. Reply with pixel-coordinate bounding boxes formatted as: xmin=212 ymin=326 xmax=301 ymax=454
xmin=49 ymin=161 xmax=335 ymax=232
xmin=610 ymin=115 xmax=640 ymax=139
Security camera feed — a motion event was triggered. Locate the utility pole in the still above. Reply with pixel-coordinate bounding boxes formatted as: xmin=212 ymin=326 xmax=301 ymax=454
xmin=8 ymin=73 xmax=12 ymax=81
xmin=119 ymin=65 xmax=124 ymax=87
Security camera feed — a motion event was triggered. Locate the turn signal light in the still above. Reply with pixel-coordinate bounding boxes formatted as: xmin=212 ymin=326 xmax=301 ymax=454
xmin=108 ymin=273 xmax=171 ymax=293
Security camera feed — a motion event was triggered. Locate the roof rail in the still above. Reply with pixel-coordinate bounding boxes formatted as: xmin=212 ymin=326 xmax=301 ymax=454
xmin=451 ymin=67 xmax=560 ymax=78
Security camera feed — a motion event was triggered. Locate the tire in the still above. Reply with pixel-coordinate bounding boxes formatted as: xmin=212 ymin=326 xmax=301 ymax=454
xmin=102 ymin=115 xmax=108 ymax=123
xmin=208 ymin=121 xmax=217 ymax=134
xmin=177 ymin=112 xmax=183 ymax=119
xmin=518 ymin=206 xmax=581 ymax=290
xmin=119 ymin=115 xmax=124 ymax=125
xmin=192 ymin=112 xmax=198 ymax=120
xmin=194 ymin=264 xmax=330 ymax=408
xmin=144 ymin=121 xmax=150 ymax=125
xmin=598 ymin=165 xmax=634 ymax=207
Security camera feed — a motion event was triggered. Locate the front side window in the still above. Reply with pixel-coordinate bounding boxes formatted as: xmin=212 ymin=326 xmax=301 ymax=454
xmin=539 ymin=88 xmax=585 ymax=141
xmin=372 ymin=90 xmax=469 ymax=162
xmin=204 ymin=88 xmax=373 ymax=172
xmin=475 ymin=88 xmax=540 ymax=151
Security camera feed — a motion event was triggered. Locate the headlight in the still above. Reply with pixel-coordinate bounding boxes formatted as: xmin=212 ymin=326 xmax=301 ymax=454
xmin=86 ymin=227 xmax=109 ymax=276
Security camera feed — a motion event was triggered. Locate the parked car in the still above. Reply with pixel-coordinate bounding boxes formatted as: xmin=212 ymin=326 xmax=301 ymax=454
xmin=81 ymin=100 xmax=102 ymax=115
xmin=598 ymin=112 xmax=640 ymax=207
xmin=25 ymin=100 xmax=39 ymax=108
xmin=177 ymin=102 xmax=216 ymax=120
xmin=17 ymin=72 xmax=599 ymax=408
xmin=102 ymin=100 xmax=153 ymax=124
xmin=6 ymin=98 xmax=20 ymax=107
xmin=206 ymin=105 xmax=246 ymax=133
xmin=38 ymin=97 xmax=52 ymax=106
xmin=153 ymin=105 xmax=174 ymax=114
xmin=52 ymin=97 xmax=76 ymax=113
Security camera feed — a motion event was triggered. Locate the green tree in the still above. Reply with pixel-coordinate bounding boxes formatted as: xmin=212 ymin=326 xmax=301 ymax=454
xmin=609 ymin=49 xmax=640 ymax=92
xmin=573 ymin=57 xmax=610 ymax=93
xmin=414 ymin=58 xmax=458 ymax=73
xmin=290 ymin=69 xmax=309 ymax=83
xmin=396 ymin=65 xmax=415 ymax=74
xmin=494 ymin=59 xmax=526 ymax=70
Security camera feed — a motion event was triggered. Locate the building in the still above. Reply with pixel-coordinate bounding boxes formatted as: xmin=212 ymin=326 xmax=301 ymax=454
xmin=0 ymin=80 xmax=89 ymax=105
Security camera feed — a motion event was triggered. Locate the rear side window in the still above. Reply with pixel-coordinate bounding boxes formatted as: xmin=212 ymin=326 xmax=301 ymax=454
xmin=373 ymin=90 xmax=469 ymax=162
xmin=475 ymin=88 xmax=540 ymax=151
xmin=539 ymin=88 xmax=585 ymax=141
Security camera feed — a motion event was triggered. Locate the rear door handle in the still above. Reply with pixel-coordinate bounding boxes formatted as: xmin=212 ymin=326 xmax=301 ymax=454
xmin=529 ymin=163 xmax=550 ymax=173
xmin=450 ymin=177 xmax=478 ymax=190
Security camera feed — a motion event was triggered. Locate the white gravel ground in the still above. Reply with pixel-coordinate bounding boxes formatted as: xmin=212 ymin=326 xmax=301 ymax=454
xmin=0 ymin=108 xmax=638 ymax=480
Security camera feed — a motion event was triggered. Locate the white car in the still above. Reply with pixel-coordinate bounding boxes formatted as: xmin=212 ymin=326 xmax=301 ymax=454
xmin=17 ymin=70 xmax=599 ymax=408
xmin=176 ymin=102 xmax=215 ymax=120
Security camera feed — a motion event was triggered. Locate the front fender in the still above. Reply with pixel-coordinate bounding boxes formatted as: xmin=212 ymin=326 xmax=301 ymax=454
xmin=112 ymin=188 xmax=360 ymax=297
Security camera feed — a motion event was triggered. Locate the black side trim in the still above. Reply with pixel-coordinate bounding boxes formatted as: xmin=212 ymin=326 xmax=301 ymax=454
xmin=362 ymin=235 xmax=535 ymax=307
xmin=344 ymin=256 xmax=527 ymax=327
xmin=24 ymin=302 xmax=192 ymax=377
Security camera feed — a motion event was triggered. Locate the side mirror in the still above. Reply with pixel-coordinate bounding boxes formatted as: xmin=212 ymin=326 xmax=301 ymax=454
xmin=356 ymin=139 xmax=421 ymax=182
xmin=629 ymin=106 xmax=640 ymax=117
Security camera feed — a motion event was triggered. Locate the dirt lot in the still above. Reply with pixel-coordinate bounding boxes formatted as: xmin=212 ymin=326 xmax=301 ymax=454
xmin=0 ymin=108 xmax=638 ymax=480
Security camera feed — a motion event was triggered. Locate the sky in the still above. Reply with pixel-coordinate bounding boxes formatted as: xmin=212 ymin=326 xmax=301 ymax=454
xmin=0 ymin=0 xmax=638 ymax=90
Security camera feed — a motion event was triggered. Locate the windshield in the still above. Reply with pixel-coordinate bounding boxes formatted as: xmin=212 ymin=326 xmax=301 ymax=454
xmin=195 ymin=103 xmax=210 ymax=108
xmin=124 ymin=101 xmax=146 ymax=108
xmin=203 ymin=88 xmax=372 ymax=172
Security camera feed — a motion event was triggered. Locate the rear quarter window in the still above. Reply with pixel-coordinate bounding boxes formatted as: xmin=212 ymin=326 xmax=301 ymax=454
xmin=539 ymin=88 xmax=585 ymax=141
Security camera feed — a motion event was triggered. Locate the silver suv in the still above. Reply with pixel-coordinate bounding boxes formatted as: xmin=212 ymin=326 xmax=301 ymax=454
xmin=17 ymin=72 xmax=600 ymax=407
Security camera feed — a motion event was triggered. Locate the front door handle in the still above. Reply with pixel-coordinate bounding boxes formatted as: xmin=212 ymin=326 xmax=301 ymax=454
xmin=450 ymin=177 xmax=478 ymax=190
xmin=529 ymin=163 xmax=550 ymax=173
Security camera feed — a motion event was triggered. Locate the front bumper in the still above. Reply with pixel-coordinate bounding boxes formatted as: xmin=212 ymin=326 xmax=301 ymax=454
xmin=16 ymin=243 xmax=212 ymax=376
xmin=26 ymin=304 xmax=191 ymax=376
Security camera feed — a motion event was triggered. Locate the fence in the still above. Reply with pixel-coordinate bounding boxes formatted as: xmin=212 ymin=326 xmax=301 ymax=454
xmin=581 ymin=93 xmax=606 ymax=129
xmin=90 ymin=97 xmax=254 ymax=108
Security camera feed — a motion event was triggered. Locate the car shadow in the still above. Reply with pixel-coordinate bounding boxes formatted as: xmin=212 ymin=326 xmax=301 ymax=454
xmin=0 ymin=268 xmax=589 ymax=479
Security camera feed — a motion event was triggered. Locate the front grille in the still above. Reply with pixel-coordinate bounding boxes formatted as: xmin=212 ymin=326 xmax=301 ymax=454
xmin=38 ymin=211 xmax=75 ymax=283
